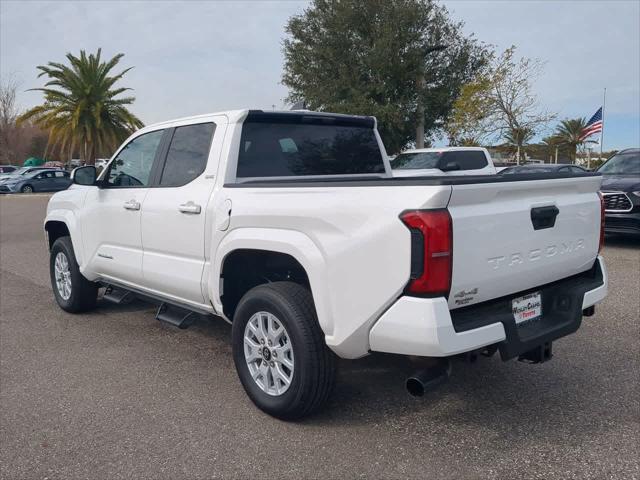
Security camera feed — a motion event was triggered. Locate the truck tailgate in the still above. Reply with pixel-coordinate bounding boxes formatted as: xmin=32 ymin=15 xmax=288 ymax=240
xmin=447 ymin=175 xmax=602 ymax=309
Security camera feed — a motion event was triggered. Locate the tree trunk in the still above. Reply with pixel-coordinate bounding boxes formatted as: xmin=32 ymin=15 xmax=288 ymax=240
xmin=415 ymin=72 xmax=425 ymax=149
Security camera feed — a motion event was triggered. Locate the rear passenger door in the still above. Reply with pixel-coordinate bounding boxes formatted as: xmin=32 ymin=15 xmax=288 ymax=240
xmin=141 ymin=118 xmax=226 ymax=306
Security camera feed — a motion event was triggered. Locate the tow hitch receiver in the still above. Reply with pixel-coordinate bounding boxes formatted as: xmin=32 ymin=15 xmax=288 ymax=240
xmin=518 ymin=342 xmax=553 ymax=364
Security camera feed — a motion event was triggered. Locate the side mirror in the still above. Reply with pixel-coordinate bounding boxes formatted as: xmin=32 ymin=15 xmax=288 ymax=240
xmin=72 ymin=166 xmax=97 ymax=186
xmin=440 ymin=161 xmax=461 ymax=172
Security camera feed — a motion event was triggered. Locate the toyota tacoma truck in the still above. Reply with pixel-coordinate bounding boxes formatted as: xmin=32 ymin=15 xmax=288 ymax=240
xmin=45 ymin=110 xmax=608 ymax=419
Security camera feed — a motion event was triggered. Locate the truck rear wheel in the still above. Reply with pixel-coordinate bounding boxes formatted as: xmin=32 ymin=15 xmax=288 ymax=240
xmin=50 ymin=236 xmax=98 ymax=313
xmin=231 ymin=281 xmax=336 ymax=420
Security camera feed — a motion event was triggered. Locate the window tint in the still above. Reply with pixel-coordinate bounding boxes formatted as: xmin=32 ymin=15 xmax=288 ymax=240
xmin=159 ymin=123 xmax=215 ymax=187
xmin=107 ymin=130 xmax=164 ymax=187
xmin=441 ymin=151 xmax=487 ymax=170
xmin=237 ymin=121 xmax=384 ymax=178
xmin=393 ymin=152 xmax=441 ymax=170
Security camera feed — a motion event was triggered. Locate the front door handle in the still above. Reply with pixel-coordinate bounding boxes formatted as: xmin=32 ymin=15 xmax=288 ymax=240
xmin=123 ymin=199 xmax=141 ymax=211
xmin=178 ymin=201 xmax=202 ymax=215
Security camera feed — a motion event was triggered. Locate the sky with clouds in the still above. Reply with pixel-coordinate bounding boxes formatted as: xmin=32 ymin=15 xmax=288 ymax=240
xmin=1 ymin=0 xmax=639 ymax=149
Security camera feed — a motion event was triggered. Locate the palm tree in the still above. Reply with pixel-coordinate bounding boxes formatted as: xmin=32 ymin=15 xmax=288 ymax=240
xmin=504 ymin=126 xmax=534 ymax=163
xmin=19 ymin=49 xmax=143 ymax=165
xmin=554 ymin=118 xmax=587 ymax=161
xmin=541 ymin=135 xmax=562 ymax=163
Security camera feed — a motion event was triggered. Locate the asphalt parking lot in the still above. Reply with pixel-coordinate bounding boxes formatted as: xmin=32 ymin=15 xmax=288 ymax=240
xmin=0 ymin=194 xmax=638 ymax=480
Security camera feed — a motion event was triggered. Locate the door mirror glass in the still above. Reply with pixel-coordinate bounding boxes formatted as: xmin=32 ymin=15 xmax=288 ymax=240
xmin=72 ymin=166 xmax=97 ymax=185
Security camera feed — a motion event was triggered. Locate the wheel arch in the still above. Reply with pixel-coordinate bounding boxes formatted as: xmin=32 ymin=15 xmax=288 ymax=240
xmin=44 ymin=211 xmax=84 ymax=268
xmin=212 ymin=228 xmax=333 ymax=338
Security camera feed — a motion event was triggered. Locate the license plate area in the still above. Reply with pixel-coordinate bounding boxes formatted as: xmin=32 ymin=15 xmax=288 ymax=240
xmin=512 ymin=292 xmax=542 ymax=325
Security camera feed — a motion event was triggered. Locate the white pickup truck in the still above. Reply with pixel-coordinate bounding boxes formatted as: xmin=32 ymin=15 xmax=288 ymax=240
xmin=45 ymin=110 xmax=607 ymax=419
xmin=391 ymin=146 xmax=497 ymax=176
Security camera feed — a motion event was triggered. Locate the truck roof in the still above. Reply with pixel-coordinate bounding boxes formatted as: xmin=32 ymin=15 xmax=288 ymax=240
xmin=141 ymin=109 xmax=376 ymax=131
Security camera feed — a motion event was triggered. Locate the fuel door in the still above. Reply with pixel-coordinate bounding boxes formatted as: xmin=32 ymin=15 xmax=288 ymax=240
xmin=216 ymin=198 xmax=232 ymax=231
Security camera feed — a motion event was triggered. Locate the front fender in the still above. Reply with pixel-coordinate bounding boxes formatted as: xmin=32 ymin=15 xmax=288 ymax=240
xmin=45 ymin=209 xmax=83 ymax=265
xmin=44 ymin=188 xmax=90 ymax=275
xmin=211 ymin=227 xmax=333 ymax=338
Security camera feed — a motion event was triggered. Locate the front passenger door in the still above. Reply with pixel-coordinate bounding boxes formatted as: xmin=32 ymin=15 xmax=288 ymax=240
xmin=81 ymin=129 xmax=166 ymax=285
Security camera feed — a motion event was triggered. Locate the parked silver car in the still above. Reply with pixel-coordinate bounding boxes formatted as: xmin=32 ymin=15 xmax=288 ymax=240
xmin=0 ymin=169 xmax=71 ymax=193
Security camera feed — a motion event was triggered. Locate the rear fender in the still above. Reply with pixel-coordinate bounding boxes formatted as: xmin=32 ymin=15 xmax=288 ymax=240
xmin=211 ymin=228 xmax=332 ymax=336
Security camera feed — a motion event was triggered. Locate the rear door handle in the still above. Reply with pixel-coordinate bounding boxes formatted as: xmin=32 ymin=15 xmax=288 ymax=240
xmin=123 ymin=200 xmax=141 ymax=211
xmin=178 ymin=201 xmax=202 ymax=215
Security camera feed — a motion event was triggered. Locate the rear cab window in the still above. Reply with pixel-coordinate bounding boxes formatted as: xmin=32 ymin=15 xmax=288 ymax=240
xmin=443 ymin=151 xmax=487 ymax=170
xmin=236 ymin=112 xmax=385 ymax=179
xmin=393 ymin=150 xmax=488 ymax=171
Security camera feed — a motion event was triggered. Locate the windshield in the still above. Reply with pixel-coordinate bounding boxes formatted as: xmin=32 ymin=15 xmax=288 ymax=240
xmin=597 ymin=151 xmax=640 ymax=174
xmin=2 ymin=167 xmax=29 ymax=176
xmin=392 ymin=152 xmax=442 ymax=170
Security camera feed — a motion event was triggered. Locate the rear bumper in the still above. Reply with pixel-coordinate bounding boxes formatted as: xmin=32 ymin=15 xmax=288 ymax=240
xmin=369 ymin=256 xmax=607 ymax=359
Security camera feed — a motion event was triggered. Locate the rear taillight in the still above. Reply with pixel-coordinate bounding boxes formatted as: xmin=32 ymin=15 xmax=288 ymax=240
xmin=598 ymin=192 xmax=605 ymax=253
xmin=400 ymin=209 xmax=452 ymax=297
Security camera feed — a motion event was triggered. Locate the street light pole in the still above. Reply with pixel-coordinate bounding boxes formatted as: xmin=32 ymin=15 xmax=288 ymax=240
xmin=416 ymin=45 xmax=447 ymax=149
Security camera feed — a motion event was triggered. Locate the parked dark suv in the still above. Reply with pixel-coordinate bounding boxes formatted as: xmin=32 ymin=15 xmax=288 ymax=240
xmin=597 ymin=148 xmax=640 ymax=236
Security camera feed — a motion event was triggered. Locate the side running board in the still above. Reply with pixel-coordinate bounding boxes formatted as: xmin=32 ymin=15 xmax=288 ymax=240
xmin=100 ymin=282 xmax=210 ymax=329
xmin=102 ymin=285 xmax=135 ymax=305
xmin=155 ymin=303 xmax=196 ymax=329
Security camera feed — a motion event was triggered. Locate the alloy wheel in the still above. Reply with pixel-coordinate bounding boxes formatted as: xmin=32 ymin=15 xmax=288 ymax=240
xmin=54 ymin=252 xmax=72 ymax=300
xmin=243 ymin=311 xmax=295 ymax=396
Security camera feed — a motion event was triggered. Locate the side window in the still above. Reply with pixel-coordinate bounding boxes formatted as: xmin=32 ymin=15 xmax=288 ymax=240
xmin=54 ymin=171 xmax=68 ymax=178
xmin=558 ymin=166 xmax=570 ymax=172
xmin=159 ymin=123 xmax=215 ymax=187
xmin=106 ymin=130 xmax=164 ymax=187
xmin=442 ymin=151 xmax=488 ymax=170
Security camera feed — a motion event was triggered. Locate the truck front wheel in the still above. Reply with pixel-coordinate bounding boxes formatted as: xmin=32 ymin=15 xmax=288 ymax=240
xmin=231 ymin=282 xmax=336 ymax=420
xmin=50 ymin=236 xmax=98 ymax=313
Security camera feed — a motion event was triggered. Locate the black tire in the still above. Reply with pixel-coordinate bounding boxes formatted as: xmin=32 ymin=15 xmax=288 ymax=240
xmin=50 ymin=236 xmax=98 ymax=313
xmin=232 ymin=282 xmax=336 ymax=420
xmin=21 ymin=184 xmax=34 ymax=193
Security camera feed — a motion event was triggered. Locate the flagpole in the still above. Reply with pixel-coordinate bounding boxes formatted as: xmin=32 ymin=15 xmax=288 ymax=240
xmin=600 ymin=87 xmax=606 ymax=160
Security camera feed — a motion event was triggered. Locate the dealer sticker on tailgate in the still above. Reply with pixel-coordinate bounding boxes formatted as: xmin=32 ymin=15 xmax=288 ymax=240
xmin=512 ymin=292 xmax=542 ymax=324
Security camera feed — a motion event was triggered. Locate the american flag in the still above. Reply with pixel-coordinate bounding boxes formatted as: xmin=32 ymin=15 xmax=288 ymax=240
xmin=579 ymin=107 xmax=603 ymax=141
